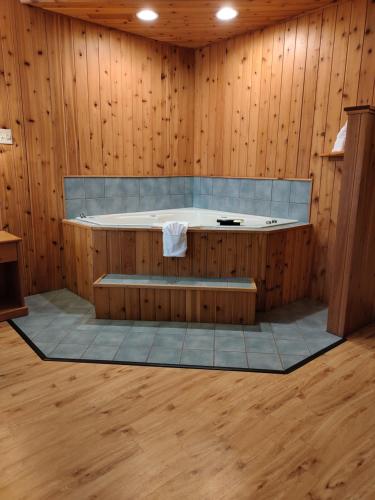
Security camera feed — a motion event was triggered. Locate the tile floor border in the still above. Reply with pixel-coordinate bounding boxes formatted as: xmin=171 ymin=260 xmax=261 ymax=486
xmin=9 ymin=318 xmax=345 ymax=375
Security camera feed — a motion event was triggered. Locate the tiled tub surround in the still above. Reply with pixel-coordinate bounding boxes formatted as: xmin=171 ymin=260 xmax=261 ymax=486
xmin=193 ymin=177 xmax=311 ymax=222
xmin=64 ymin=177 xmax=194 ymax=219
xmin=12 ymin=289 xmax=343 ymax=373
xmin=64 ymin=177 xmax=311 ymax=223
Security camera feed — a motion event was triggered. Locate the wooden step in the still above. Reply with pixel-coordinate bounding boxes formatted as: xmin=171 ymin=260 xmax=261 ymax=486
xmin=94 ymin=274 xmax=257 ymax=292
xmin=93 ymin=274 xmax=257 ymax=325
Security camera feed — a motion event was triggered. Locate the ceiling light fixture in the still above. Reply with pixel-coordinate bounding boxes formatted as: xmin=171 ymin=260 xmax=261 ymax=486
xmin=136 ymin=9 xmax=159 ymax=21
xmin=216 ymin=6 xmax=238 ymax=21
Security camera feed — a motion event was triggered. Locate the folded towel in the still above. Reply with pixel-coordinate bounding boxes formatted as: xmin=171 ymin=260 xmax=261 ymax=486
xmin=332 ymin=121 xmax=347 ymax=152
xmin=162 ymin=221 xmax=188 ymax=257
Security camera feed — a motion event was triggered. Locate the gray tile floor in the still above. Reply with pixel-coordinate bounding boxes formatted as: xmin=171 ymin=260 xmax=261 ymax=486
xmin=12 ymin=289 xmax=343 ymax=373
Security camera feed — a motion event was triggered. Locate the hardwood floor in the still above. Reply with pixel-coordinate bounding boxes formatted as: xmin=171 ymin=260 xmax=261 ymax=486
xmin=1 ymin=320 xmax=375 ymax=500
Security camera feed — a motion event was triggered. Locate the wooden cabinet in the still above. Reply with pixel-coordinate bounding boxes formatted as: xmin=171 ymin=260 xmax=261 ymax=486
xmin=0 ymin=231 xmax=28 ymax=321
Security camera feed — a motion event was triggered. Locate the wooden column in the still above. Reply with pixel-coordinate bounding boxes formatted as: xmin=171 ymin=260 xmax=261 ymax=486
xmin=327 ymin=106 xmax=375 ymax=337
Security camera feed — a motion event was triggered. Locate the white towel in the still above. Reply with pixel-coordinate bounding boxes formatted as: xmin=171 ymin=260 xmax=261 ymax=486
xmin=332 ymin=121 xmax=347 ymax=152
xmin=162 ymin=221 xmax=188 ymax=257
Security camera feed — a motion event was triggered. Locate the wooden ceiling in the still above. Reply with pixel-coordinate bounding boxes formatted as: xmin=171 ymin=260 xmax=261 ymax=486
xmin=21 ymin=0 xmax=338 ymax=48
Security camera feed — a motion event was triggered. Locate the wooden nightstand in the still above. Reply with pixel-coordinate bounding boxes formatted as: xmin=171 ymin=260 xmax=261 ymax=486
xmin=0 ymin=231 xmax=28 ymax=321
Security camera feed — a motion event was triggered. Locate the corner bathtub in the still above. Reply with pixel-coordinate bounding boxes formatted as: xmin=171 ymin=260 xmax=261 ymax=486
xmin=64 ymin=208 xmax=312 ymax=312
xmin=77 ymin=208 xmax=298 ymax=230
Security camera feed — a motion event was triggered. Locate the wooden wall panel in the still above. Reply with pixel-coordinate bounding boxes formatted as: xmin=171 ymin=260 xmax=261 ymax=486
xmin=0 ymin=7 xmax=34 ymax=294
xmin=313 ymin=2 xmax=352 ymax=301
xmin=1 ymin=0 xmax=374 ymax=305
xmin=62 ymin=223 xmax=93 ymax=302
xmin=296 ymin=12 xmax=322 ymax=178
xmin=0 ymin=0 xmax=194 ymax=295
xmin=285 ymin=16 xmax=309 ymax=178
xmin=193 ymin=0 xmax=375 ymax=302
xmin=16 ymin=4 xmax=65 ymax=293
xmin=266 ymin=27 xmax=284 ymax=177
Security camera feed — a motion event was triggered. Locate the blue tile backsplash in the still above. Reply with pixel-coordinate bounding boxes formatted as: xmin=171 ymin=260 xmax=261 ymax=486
xmin=64 ymin=178 xmax=85 ymax=200
xmin=64 ymin=176 xmax=312 ymax=222
xmin=254 ymin=180 xmax=273 ymax=201
xmin=212 ymin=178 xmax=240 ymax=198
xmin=290 ymin=180 xmax=312 ymax=204
xmin=84 ymin=177 xmax=105 ymax=198
xmin=192 ymin=178 xmax=311 ymax=222
xmin=239 ymin=179 xmax=256 ymax=199
xmin=271 ymin=180 xmax=291 ymax=202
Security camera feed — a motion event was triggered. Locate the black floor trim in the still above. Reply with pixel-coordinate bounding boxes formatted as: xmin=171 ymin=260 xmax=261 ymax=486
xmin=283 ymin=338 xmax=345 ymax=373
xmin=8 ymin=320 xmax=346 ymax=375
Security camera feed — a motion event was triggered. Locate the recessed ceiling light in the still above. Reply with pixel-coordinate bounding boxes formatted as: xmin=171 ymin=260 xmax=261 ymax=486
xmin=216 ymin=6 xmax=238 ymax=21
xmin=136 ymin=9 xmax=159 ymax=21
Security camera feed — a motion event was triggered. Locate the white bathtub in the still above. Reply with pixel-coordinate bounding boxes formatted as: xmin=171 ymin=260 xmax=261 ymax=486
xmin=77 ymin=208 xmax=298 ymax=229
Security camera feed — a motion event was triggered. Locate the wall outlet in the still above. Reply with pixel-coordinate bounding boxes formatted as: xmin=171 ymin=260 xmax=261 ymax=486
xmin=0 ymin=128 xmax=13 ymax=145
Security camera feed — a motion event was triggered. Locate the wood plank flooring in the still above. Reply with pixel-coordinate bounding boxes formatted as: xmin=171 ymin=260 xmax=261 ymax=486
xmin=1 ymin=320 xmax=375 ymax=499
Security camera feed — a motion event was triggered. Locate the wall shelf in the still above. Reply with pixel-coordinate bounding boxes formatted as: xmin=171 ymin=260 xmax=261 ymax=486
xmin=320 ymin=151 xmax=344 ymax=160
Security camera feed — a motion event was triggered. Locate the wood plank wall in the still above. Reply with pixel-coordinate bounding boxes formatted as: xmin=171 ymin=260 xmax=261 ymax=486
xmin=1 ymin=0 xmax=374 ymax=304
xmin=0 ymin=0 xmax=194 ymax=295
xmin=194 ymin=0 xmax=375 ymax=302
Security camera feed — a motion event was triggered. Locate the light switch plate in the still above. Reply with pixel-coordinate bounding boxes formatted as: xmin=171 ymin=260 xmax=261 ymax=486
xmin=0 ymin=128 xmax=13 ymax=145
